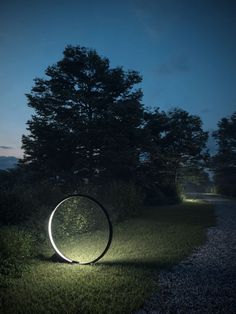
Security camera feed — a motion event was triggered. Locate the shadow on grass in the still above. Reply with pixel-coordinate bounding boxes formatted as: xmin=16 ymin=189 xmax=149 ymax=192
xmin=35 ymin=254 xmax=169 ymax=271
xmin=96 ymin=259 xmax=171 ymax=271
xmin=35 ymin=254 xmax=70 ymax=263
xmin=35 ymin=254 xmax=50 ymax=261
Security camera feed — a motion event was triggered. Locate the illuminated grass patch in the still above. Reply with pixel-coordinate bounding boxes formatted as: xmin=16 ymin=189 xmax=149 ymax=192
xmin=54 ymin=230 xmax=110 ymax=262
xmin=0 ymin=202 xmax=215 ymax=314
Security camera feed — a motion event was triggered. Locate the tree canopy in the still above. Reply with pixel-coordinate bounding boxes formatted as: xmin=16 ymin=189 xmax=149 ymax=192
xmin=213 ymin=112 xmax=236 ymax=196
xmin=22 ymin=45 xmax=144 ymax=182
xmin=143 ymin=108 xmax=208 ymax=183
xmin=21 ymin=44 xmax=209 ymax=203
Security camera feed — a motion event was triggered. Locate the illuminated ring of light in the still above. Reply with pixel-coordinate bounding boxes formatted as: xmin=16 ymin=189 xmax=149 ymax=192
xmin=48 ymin=194 xmax=113 ymax=265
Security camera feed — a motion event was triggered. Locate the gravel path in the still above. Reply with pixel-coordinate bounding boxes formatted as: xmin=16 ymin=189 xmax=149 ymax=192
xmin=137 ymin=195 xmax=236 ymax=314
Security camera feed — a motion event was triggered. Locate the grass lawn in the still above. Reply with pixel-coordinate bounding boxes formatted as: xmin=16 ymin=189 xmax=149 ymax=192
xmin=0 ymin=201 xmax=215 ymax=314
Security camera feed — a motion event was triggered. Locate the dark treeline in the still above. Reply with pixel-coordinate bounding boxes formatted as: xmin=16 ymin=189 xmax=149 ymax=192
xmin=0 ymin=45 xmax=235 ymax=228
xmin=21 ymin=46 xmax=209 ymax=192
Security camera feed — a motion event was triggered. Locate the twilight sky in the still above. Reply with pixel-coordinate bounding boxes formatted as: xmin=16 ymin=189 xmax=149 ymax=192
xmin=0 ymin=0 xmax=236 ymax=158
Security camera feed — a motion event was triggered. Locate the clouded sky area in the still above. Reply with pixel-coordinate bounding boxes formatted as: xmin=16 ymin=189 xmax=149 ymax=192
xmin=0 ymin=0 xmax=236 ymax=157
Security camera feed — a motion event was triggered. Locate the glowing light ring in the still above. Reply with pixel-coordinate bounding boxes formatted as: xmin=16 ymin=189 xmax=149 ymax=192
xmin=48 ymin=194 xmax=113 ymax=265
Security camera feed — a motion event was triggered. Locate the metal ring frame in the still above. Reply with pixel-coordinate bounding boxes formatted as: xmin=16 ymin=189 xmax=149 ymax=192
xmin=48 ymin=194 xmax=113 ymax=265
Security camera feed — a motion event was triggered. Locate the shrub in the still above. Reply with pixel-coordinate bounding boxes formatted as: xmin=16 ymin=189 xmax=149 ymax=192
xmin=144 ymin=183 xmax=181 ymax=205
xmin=0 ymin=180 xmax=64 ymax=225
xmin=0 ymin=190 xmax=32 ymax=224
xmin=0 ymin=226 xmax=36 ymax=277
xmin=145 ymin=186 xmax=167 ymax=205
xmin=77 ymin=181 xmax=145 ymax=221
xmin=103 ymin=181 xmax=145 ymax=220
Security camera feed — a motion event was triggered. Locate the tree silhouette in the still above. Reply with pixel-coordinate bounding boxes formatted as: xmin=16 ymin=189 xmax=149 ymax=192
xmin=145 ymin=108 xmax=209 ymax=186
xmin=213 ymin=112 xmax=236 ymax=196
xmin=22 ymin=45 xmax=144 ymax=183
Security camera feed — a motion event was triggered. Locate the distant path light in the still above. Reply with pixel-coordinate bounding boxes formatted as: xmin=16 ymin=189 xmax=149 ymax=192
xmin=48 ymin=194 xmax=113 ymax=265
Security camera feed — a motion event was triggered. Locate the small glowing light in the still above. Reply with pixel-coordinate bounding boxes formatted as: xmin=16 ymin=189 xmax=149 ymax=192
xmin=185 ymin=198 xmax=199 ymax=203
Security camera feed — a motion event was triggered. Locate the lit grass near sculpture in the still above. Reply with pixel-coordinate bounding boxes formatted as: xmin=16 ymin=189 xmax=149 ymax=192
xmin=0 ymin=201 xmax=215 ymax=314
xmin=55 ymin=230 xmax=110 ymax=262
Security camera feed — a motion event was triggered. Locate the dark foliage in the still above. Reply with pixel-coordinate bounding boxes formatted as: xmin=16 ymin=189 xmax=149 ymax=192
xmin=212 ymin=112 xmax=236 ymax=196
xmin=0 ymin=226 xmax=36 ymax=277
xmin=0 ymin=169 xmax=64 ymax=226
xmin=138 ymin=107 xmax=209 ymax=201
xmin=21 ymin=45 xmax=144 ymax=183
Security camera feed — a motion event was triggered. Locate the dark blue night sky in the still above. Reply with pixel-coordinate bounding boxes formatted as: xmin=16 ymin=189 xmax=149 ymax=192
xmin=1 ymin=0 xmax=236 ymax=157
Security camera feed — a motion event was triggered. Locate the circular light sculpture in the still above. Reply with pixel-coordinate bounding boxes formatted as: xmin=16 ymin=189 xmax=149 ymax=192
xmin=48 ymin=194 xmax=113 ymax=264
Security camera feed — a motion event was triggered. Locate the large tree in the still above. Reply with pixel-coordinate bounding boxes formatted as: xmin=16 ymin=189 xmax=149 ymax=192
xmin=213 ymin=112 xmax=236 ymax=196
xmin=144 ymin=108 xmax=209 ymax=186
xmin=22 ymin=45 xmax=144 ymax=182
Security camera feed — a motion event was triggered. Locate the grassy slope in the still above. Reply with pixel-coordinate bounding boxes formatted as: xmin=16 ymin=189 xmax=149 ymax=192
xmin=0 ymin=201 xmax=215 ymax=314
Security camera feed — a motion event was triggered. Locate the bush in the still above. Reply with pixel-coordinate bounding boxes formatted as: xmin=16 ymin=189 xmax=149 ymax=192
xmin=26 ymin=205 xmax=52 ymax=245
xmin=103 ymin=181 xmax=145 ymax=220
xmin=0 ymin=180 xmax=65 ymax=225
xmin=77 ymin=181 xmax=145 ymax=221
xmin=145 ymin=186 xmax=167 ymax=205
xmin=0 ymin=190 xmax=31 ymax=224
xmin=143 ymin=182 xmax=181 ymax=205
xmin=0 ymin=226 xmax=36 ymax=277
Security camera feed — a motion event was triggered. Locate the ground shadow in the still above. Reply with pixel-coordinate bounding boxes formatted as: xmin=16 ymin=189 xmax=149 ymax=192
xmin=96 ymin=259 xmax=171 ymax=271
xmin=35 ymin=254 xmax=170 ymax=270
xmin=35 ymin=253 xmax=70 ymax=263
